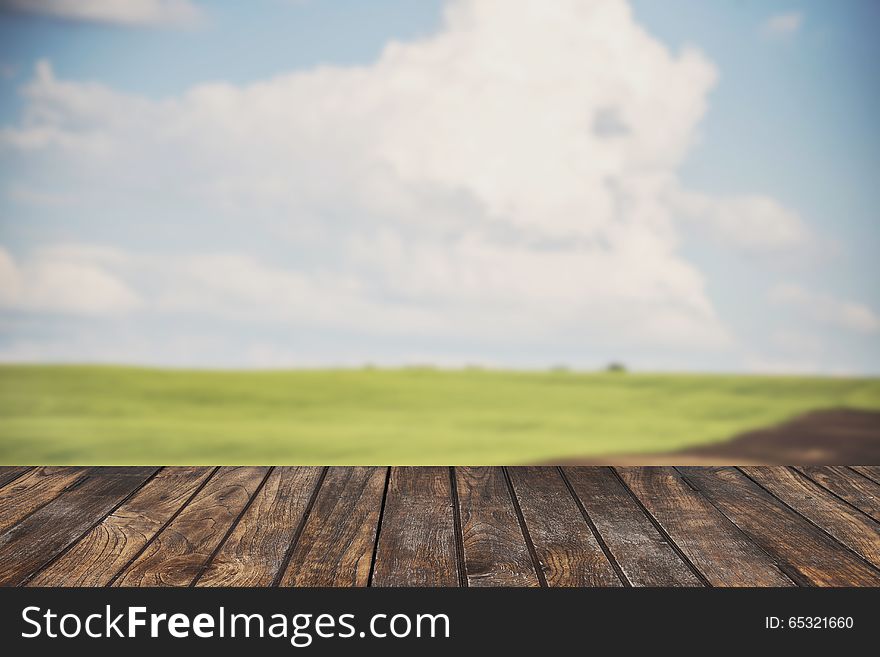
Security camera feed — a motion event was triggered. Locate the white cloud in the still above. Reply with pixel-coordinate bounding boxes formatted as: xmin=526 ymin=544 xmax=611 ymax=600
xmin=770 ymin=284 xmax=880 ymax=334
xmin=760 ymin=12 xmax=804 ymax=38
xmin=0 ymin=242 xmax=729 ymax=348
xmin=670 ymin=189 xmax=813 ymax=254
xmin=1 ymin=0 xmax=818 ymax=358
xmin=0 ymin=245 xmax=140 ymax=315
xmin=0 ymin=0 xmax=202 ymax=27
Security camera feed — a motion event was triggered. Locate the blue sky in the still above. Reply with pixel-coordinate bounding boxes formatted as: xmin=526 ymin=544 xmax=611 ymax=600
xmin=0 ymin=0 xmax=877 ymax=373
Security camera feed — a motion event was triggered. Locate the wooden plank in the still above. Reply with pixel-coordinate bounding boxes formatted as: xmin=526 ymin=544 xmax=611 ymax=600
xmin=0 ymin=467 xmax=156 ymax=586
xmin=28 ymin=467 xmax=215 ymax=586
xmin=0 ymin=467 xmax=90 ymax=534
xmin=616 ymin=467 xmax=792 ymax=587
xmin=196 ymin=467 xmax=324 ymax=587
xmin=795 ymin=466 xmax=880 ymax=523
xmin=562 ymin=467 xmax=702 ymax=587
xmin=114 ymin=466 xmax=269 ymax=587
xmin=852 ymin=466 xmax=880 ymax=486
xmin=506 ymin=467 xmax=621 ymax=587
xmin=279 ymin=466 xmax=385 ymax=587
xmin=372 ymin=467 xmax=459 ymax=587
xmin=740 ymin=467 xmax=880 ymax=569
xmin=0 ymin=467 xmax=34 ymax=490
xmin=680 ymin=467 xmax=880 ymax=586
xmin=454 ymin=467 xmax=540 ymax=587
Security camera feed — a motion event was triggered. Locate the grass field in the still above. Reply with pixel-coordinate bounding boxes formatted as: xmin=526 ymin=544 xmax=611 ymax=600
xmin=1 ymin=365 xmax=879 ymax=464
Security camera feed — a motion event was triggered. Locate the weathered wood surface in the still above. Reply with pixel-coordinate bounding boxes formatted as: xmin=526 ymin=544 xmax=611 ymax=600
xmin=0 ymin=466 xmax=877 ymax=587
xmin=0 ymin=467 xmax=157 ymax=586
xmin=372 ymin=467 xmax=459 ymax=587
xmin=0 ymin=466 xmax=89 ymax=535
xmin=562 ymin=467 xmax=703 ymax=586
xmin=278 ymin=466 xmax=385 ymax=587
xmin=506 ymin=467 xmax=621 ymax=586
xmin=29 ymin=466 xmax=215 ymax=586
xmin=196 ymin=466 xmax=324 ymax=587
xmin=455 ymin=467 xmax=540 ymax=587
xmin=0 ymin=467 xmax=34 ymax=490
xmin=740 ymin=466 xmax=880 ymax=569
xmin=796 ymin=466 xmax=880 ymax=522
xmin=114 ymin=466 xmax=269 ymax=587
xmin=616 ymin=467 xmax=794 ymax=586
xmin=851 ymin=466 xmax=880 ymax=485
xmin=679 ymin=467 xmax=880 ymax=587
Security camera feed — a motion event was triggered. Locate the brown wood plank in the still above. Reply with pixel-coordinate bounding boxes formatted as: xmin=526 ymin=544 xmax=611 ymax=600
xmin=28 ymin=467 xmax=215 ymax=586
xmin=852 ymin=466 xmax=880 ymax=485
xmin=616 ymin=467 xmax=792 ymax=586
xmin=562 ymin=467 xmax=702 ymax=587
xmin=372 ymin=467 xmax=459 ymax=587
xmin=196 ymin=466 xmax=324 ymax=587
xmin=0 ymin=467 xmax=34 ymax=490
xmin=795 ymin=466 xmax=880 ymax=522
xmin=114 ymin=466 xmax=269 ymax=587
xmin=740 ymin=467 xmax=880 ymax=569
xmin=0 ymin=467 xmax=156 ymax=586
xmin=680 ymin=467 xmax=880 ymax=586
xmin=454 ymin=467 xmax=540 ymax=587
xmin=279 ymin=466 xmax=385 ymax=587
xmin=0 ymin=467 xmax=90 ymax=535
xmin=506 ymin=467 xmax=621 ymax=587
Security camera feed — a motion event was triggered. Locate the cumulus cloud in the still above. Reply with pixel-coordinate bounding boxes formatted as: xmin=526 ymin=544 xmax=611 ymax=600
xmin=770 ymin=284 xmax=880 ymax=334
xmin=760 ymin=12 xmax=804 ymax=39
xmin=0 ymin=0 xmax=202 ymax=27
xmin=1 ymin=0 xmax=821 ymax=362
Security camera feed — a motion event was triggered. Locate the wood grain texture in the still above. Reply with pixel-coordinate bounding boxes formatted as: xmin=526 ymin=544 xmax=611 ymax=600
xmin=740 ymin=467 xmax=880 ymax=569
xmin=114 ymin=466 xmax=269 ymax=587
xmin=0 ymin=467 xmax=33 ymax=490
xmin=616 ymin=467 xmax=792 ymax=587
xmin=0 ymin=467 xmax=156 ymax=586
xmin=3 ymin=466 xmax=879 ymax=588
xmin=28 ymin=467 xmax=215 ymax=586
xmin=562 ymin=467 xmax=702 ymax=587
xmin=279 ymin=466 xmax=385 ymax=587
xmin=372 ymin=467 xmax=459 ymax=587
xmin=506 ymin=467 xmax=621 ymax=587
xmin=796 ymin=466 xmax=880 ymax=522
xmin=196 ymin=466 xmax=324 ymax=587
xmin=680 ymin=467 xmax=880 ymax=587
xmin=454 ymin=467 xmax=540 ymax=587
xmin=852 ymin=466 xmax=880 ymax=485
xmin=0 ymin=467 xmax=89 ymax=535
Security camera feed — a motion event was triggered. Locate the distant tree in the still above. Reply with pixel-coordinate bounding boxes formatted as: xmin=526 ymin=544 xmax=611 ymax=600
xmin=550 ymin=364 xmax=570 ymax=374
xmin=606 ymin=362 xmax=627 ymax=373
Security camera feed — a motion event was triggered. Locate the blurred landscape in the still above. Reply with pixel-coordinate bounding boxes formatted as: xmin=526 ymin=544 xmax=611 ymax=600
xmin=1 ymin=1 xmax=878 ymax=466
xmin=1 ymin=365 xmax=877 ymax=464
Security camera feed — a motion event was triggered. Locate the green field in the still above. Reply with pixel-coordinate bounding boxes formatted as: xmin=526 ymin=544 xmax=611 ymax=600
xmin=1 ymin=365 xmax=879 ymax=464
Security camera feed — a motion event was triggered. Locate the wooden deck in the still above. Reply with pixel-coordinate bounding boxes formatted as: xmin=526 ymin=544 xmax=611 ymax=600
xmin=0 ymin=466 xmax=878 ymax=587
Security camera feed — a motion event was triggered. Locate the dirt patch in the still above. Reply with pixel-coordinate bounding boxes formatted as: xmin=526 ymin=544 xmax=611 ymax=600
xmin=554 ymin=409 xmax=880 ymax=465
